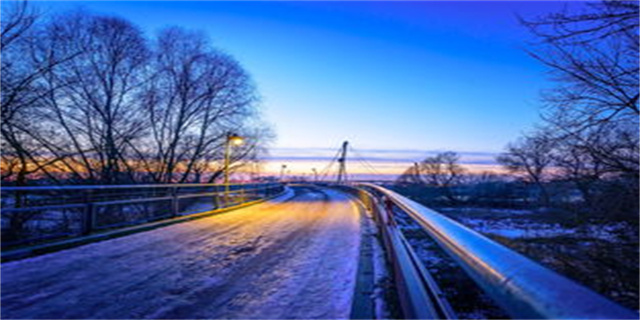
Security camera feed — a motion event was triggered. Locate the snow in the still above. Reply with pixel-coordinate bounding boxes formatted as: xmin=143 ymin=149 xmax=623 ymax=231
xmin=1 ymin=186 xmax=361 ymax=319
xmin=359 ymin=203 xmax=392 ymax=319
xmin=437 ymin=207 xmax=636 ymax=242
xmin=440 ymin=207 xmax=537 ymax=216
xmin=371 ymin=235 xmax=391 ymax=319
xmin=455 ymin=217 xmax=632 ymax=241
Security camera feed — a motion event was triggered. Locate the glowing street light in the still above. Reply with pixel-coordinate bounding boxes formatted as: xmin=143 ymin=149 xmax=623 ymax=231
xmin=229 ymin=135 xmax=244 ymax=146
xmin=224 ymin=132 xmax=244 ymax=205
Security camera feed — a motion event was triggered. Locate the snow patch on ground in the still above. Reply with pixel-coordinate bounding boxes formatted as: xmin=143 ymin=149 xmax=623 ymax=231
xmin=361 ymin=206 xmax=392 ymax=320
xmin=440 ymin=207 xmax=536 ymax=216
xmin=457 ymin=217 xmax=631 ymax=241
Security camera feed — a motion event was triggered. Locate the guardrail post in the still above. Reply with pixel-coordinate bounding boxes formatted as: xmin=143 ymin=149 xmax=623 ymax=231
xmin=82 ymin=190 xmax=95 ymax=235
xmin=171 ymin=187 xmax=179 ymax=217
xmin=213 ymin=185 xmax=220 ymax=209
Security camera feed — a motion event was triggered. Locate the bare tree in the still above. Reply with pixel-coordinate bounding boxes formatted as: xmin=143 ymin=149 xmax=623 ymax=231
xmin=1 ymin=1 xmax=91 ymax=187
xmin=1 ymin=7 xmax=271 ymax=240
xmin=418 ymin=151 xmax=465 ymax=203
xmin=551 ymin=124 xmax=638 ymax=219
xmin=32 ymin=12 xmax=151 ymax=184
xmin=1 ymin=0 xmax=37 ymax=50
xmin=2 ymin=8 xmax=270 ymax=187
xmin=497 ymin=132 xmax=555 ymax=206
xmin=396 ymin=162 xmax=423 ymax=185
xmin=2 ymin=1 xmax=43 ymax=185
xmin=500 ymin=0 xmax=640 ymax=213
xmin=137 ymin=27 xmax=260 ymax=183
xmin=522 ymin=1 xmax=638 ymax=125
xmin=552 ymin=133 xmax=604 ymax=207
xmin=521 ymin=1 xmax=639 ymax=178
xmin=2 ymin=9 xmax=150 ymax=185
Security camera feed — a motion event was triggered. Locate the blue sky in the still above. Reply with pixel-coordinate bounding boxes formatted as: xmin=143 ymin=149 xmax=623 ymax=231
xmin=34 ymin=1 xmax=574 ymax=178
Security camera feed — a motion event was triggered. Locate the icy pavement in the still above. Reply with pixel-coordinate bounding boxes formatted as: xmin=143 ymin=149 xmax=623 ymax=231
xmin=1 ymin=186 xmax=362 ymax=319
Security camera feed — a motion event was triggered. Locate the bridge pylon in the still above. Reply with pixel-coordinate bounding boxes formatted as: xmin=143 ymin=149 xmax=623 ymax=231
xmin=337 ymin=141 xmax=348 ymax=184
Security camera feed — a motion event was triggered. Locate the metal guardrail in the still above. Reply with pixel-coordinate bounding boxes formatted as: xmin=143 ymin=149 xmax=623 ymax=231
xmin=1 ymin=182 xmax=284 ymax=247
xmin=357 ymin=183 xmax=637 ymax=319
xmin=337 ymin=185 xmax=456 ymax=320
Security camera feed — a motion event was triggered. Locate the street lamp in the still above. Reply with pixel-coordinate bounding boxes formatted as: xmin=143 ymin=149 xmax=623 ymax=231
xmin=311 ymin=168 xmax=318 ymax=182
xmin=224 ymin=132 xmax=244 ymax=205
xmin=280 ymin=164 xmax=287 ymax=182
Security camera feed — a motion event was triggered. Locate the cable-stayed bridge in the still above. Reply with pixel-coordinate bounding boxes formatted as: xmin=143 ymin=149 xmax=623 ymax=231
xmin=0 ymin=142 xmax=636 ymax=319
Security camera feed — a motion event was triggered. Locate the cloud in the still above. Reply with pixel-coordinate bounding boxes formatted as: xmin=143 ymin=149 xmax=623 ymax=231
xmin=265 ymin=147 xmax=499 ymax=165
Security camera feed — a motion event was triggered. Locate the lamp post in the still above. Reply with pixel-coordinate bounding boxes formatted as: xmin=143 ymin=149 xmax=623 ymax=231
xmin=224 ymin=132 xmax=244 ymax=206
xmin=280 ymin=164 xmax=287 ymax=182
xmin=311 ymin=168 xmax=318 ymax=182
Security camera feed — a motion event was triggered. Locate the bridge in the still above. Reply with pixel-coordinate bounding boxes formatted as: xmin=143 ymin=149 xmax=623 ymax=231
xmin=1 ymin=143 xmax=637 ymax=319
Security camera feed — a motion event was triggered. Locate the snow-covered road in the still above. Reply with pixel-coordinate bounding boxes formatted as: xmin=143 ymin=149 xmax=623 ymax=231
xmin=1 ymin=186 xmax=363 ymax=319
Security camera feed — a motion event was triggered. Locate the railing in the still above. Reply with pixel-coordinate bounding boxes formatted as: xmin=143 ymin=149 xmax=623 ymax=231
xmin=1 ymin=182 xmax=284 ymax=248
xmin=338 ymin=185 xmax=456 ymax=319
xmin=356 ymin=183 xmax=636 ymax=319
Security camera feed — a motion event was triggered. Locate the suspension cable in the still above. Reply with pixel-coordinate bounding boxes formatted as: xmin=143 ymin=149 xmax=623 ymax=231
xmin=349 ymin=146 xmax=384 ymax=178
xmin=318 ymin=147 xmax=342 ymax=181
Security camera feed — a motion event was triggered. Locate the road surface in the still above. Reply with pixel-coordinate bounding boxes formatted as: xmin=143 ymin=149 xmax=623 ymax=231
xmin=1 ymin=186 xmax=363 ymax=319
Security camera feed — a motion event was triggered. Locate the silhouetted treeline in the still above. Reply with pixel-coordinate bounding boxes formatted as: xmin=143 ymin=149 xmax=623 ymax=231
xmin=503 ymin=1 xmax=638 ymax=220
xmin=395 ymin=154 xmax=529 ymax=209
xmin=1 ymin=2 xmax=271 ymax=186
xmin=396 ymin=2 xmax=639 ymax=222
